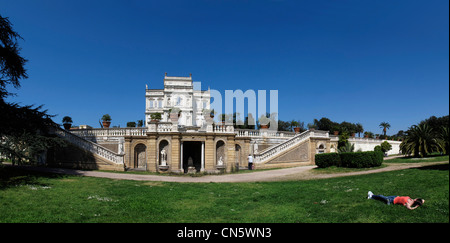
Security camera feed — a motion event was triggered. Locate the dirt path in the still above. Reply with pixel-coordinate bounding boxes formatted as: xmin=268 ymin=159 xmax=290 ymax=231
xmin=264 ymin=161 xmax=449 ymax=182
xmin=9 ymin=160 xmax=449 ymax=183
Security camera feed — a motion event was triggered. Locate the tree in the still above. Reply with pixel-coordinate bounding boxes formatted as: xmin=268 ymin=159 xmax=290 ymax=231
xmin=0 ymin=15 xmax=28 ymax=99
xmin=0 ymin=102 xmax=65 ymax=164
xmin=435 ymin=126 xmax=449 ymax=155
xmin=340 ymin=121 xmax=357 ymax=134
xmin=62 ymin=116 xmax=73 ymax=124
xmin=364 ymin=131 xmax=374 ymax=138
xmin=137 ymin=119 xmax=144 ymax=127
xmin=396 ymin=130 xmax=405 ymax=139
xmin=277 ymin=120 xmax=291 ymax=131
xmin=338 ymin=142 xmax=355 ymax=153
xmin=400 ymin=124 xmax=436 ymax=158
xmin=419 ymin=115 xmax=449 ymax=133
xmin=338 ymin=132 xmax=350 ymax=150
xmin=379 ymin=122 xmax=391 ymax=137
xmin=380 ymin=141 xmax=392 ymax=154
xmin=126 ymin=121 xmax=136 ymax=127
xmin=0 ymin=14 xmax=64 ymax=164
xmin=314 ymin=117 xmax=336 ymax=131
xmin=355 ymin=123 xmax=364 ymax=137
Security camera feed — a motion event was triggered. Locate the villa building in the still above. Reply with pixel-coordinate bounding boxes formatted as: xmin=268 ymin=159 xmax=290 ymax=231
xmin=47 ymin=73 xmax=401 ymax=173
xmin=145 ymin=73 xmax=210 ymax=128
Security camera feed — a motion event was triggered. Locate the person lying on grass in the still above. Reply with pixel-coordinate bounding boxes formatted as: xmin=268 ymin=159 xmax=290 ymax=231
xmin=367 ymin=191 xmax=425 ymax=210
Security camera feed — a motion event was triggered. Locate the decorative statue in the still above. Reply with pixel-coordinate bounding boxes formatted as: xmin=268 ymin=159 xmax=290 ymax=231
xmin=253 ymin=143 xmax=259 ymax=154
xmin=217 ymin=156 xmax=223 ymax=166
xmin=160 ymin=148 xmax=167 ymax=166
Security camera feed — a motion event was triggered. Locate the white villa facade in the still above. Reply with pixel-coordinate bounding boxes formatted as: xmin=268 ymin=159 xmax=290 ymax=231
xmin=145 ymin=73 xmax=210 ymax=127
xmin=45 ymin=72 xmax=402 ymax=172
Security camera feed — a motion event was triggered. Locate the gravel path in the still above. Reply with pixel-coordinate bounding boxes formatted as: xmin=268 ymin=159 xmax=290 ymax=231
xmin=8 ymin=160 xmax=448 ymax=183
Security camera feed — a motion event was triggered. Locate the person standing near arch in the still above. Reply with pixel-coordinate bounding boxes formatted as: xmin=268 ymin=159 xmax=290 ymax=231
xmin=248 ymin=154 xmax=253 ymax=170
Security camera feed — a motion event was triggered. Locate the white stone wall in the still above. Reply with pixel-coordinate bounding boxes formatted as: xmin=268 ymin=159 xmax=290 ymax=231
xmin=330 ymin=136 xmax=401 ymax=155
xmin=350 ymin=138 xmax=401 ymax=155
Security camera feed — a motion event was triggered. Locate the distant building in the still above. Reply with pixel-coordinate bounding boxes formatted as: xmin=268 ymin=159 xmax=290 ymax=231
xmin=145 ymin=73 xmax=210 ymax=127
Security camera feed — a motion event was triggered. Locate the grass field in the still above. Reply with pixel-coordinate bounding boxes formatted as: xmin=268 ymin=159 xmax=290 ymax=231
xmin=0 ymin=162 xmax=448 ymax=223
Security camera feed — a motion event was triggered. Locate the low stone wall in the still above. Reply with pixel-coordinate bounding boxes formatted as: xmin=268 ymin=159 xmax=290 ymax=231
xmin=330 ymin=136 xmax=402 ymax=155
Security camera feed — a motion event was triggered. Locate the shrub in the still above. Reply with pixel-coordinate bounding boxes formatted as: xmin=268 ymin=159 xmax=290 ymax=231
xmin=316 ymin=151 xmax=383 ymax=168
xmin=101 ymin=114 xmax=112 ymax=121
xmin=150 ymin=112 xmax=162 ymax=120
xmin=127 ymin=121 xmax=136 ymax=127
xmin=340 ymin=151 xmax=383 ymax=168
xmin=369 ymin=151 xmax=384 ymax=167
xmin=380 ymin=141 xmax=392 ymax=153
xmin=315 ymin=153 xmax=341 ymax=168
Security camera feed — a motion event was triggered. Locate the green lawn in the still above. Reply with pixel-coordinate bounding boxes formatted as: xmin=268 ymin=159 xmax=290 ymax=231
xmin=0 ymin=163 xmax=448 ymax=223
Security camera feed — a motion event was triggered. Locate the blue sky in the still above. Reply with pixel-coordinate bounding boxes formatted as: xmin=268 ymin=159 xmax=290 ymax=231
xmin=2 ymin=0 xmax=449 ymax=135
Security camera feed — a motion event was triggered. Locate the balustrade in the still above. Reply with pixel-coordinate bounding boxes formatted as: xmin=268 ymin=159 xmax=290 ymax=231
xmin=54 ymin=126 xmax=124 ymax=164
xmin=253 ymin=130 xmax=312 ymax=164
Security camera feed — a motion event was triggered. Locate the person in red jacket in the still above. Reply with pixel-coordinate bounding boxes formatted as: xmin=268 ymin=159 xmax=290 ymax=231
xmin=367 ymin=191 xmax=425 ymax=210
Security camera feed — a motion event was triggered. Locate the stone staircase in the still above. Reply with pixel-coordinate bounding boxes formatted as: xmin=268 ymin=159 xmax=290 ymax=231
xmin=253 ymin=130 xmax=328 ymax=164
xmin=52 ymin=125 xmax=124 ymax=166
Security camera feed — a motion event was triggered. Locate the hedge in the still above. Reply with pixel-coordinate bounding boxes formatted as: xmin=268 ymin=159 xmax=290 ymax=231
xmin=315 ymin=151 xmax=383 ymax=168
xmin=315 ymin=153 xmax=341 ymax=168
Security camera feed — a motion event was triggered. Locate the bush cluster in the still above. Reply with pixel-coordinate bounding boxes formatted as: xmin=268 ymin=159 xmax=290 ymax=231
xmin=315 ymin=151 xmax=383 ymax=168
xmin=315 ymin=153 xmax=341 ymax=168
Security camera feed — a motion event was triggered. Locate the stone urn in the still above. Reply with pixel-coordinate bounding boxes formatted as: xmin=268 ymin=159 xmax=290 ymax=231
xmin=102 ymin=121 xmax=111 ymax=128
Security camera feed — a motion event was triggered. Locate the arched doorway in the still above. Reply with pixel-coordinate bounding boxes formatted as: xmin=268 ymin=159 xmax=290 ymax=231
xmin=182 ymin=141 xmax=202 ymax=173
xmin=134 ymin=143 xmax=147 ymax=169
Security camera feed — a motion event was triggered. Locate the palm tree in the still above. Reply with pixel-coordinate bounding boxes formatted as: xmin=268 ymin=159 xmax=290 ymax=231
xmin=436 ymin=126 xmax=449 ymax=155
xmin=400 ymin=124 xmax=436 ymax=157
xmin=355 ymin=123 xmax=364 ymax=137
xmin=379 ymin=122 xmax=391 ymax=137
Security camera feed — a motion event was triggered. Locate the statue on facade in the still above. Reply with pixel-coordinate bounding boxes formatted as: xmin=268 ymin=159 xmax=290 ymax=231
xmin=217 ymin=156 xmax=223 ymax=166
xmin=253 ymin=143 xmax=259 ymax=154
xmin=160 ymin=148 xmax=167 ymax=166
xmin=187 ymin=156 xmax=196 ymax=173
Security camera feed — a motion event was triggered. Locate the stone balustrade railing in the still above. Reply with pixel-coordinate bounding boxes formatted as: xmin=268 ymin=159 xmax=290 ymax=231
xmin=235 ymin=129 xmax=296 ymax=138
xmin=69 ymin=124 xmax=312 ymax=141
xmin=330 ymin=135 xmax=402 ymax=144
xmin=253 ymin=130 xmax=312 ymax=164
xmin=70 ymin=127 xmax=148 ymax=137
xmin=54 ymin=126 xmax=124 ymax=164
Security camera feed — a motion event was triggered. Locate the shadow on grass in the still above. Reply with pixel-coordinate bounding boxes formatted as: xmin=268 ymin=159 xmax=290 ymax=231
xmin=415 ymin=163 xmax=449 ymax=171
xmin=0 ymin=165 xmax=68 ymax=190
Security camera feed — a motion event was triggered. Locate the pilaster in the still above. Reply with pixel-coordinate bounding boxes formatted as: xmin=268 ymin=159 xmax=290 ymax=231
xmin=204 ymin=135 xmax=215 ymax=171
xmin=146 ymin=135 xmax=157 ymax=172
xmin=171 ymin=134 xmax=181 ymax=172
xmin=124 ymin=137 xmax=132 ymax=168
xmin=226 ymin=136 xmax=236 ymax=172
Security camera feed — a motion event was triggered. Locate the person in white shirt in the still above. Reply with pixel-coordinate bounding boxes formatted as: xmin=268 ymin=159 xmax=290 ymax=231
xmin=248 ymin=154 xmax=253 ymax=170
